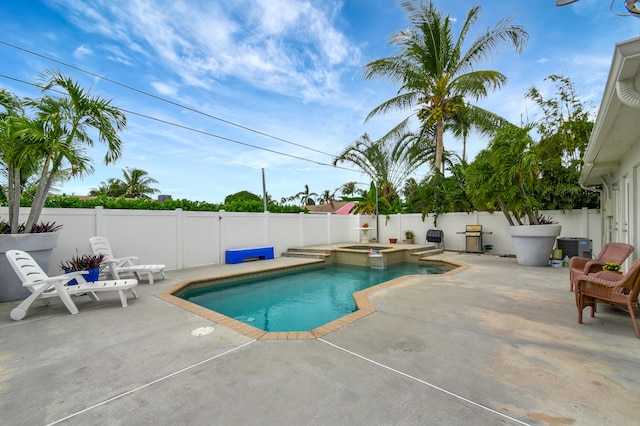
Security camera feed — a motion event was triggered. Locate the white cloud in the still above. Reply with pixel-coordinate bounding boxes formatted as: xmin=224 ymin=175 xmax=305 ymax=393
xmin=73 ymin=45 xmax=92 ymax=59
xmin=50 ymin=0 xmax=360 ymax=104
xmin=150 ymin=81 xmax=178 ymax=96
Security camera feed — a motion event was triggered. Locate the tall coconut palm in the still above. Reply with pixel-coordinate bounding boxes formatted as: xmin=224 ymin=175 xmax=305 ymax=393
xmin=21 ymin=68 xmax=126 ymax=231
xmin=363 ymin=1 xmax=528 ymax=172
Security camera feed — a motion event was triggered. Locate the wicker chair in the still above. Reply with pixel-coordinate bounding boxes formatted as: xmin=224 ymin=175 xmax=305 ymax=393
xmin=569 ymin=242 xmax=634 ymax=291
xmin=575 ymin=257 xmax=640 ymax=339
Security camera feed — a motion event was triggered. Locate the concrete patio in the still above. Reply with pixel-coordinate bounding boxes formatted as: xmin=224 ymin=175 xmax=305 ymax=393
xmin=1 ymin=252 xmax=639 ymax=425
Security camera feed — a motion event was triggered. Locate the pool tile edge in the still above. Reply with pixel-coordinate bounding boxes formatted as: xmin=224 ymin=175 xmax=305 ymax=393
xmin=156 ymin=258 xmax=468 ymax=340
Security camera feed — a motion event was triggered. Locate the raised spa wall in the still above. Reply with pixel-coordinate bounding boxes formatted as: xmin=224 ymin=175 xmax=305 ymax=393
xmin=330 ymin=245 xmax=429 ymax=267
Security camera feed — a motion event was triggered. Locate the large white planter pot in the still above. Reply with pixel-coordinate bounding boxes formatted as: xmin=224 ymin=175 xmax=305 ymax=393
xmin=507 ymin=225 xmax=562 ymax=267
xmin=0 ymin=232 xmax=60 ymax=302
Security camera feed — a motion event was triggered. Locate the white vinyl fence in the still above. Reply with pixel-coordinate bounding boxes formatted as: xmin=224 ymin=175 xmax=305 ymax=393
xmin=0 ymin=206 xmax=602 ymax=276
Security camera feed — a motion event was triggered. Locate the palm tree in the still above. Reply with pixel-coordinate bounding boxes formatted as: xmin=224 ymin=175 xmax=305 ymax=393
xmin=1 ymin=88 xmax=76 ymax=233
xmin=333 ymin=132 xmax=426 ymax=197
xmin=0 ymin=89 xmax=34 ymax=233
xmin=293 ymin=184 xmax=317 ymax=206
xmin=121 ymin=167 xmax=159 ymax=198
xmin=89 ymin=177 xmax=127 ymax=197
xmin=446 ymin=103 xmax=510 ymax=163
xmin=21 ymin=68 xmax=126 ymax=231
xmin=338 ymin=181 xmax=359 ymax=198
xmin=363 ymin=1 xmax=528 ymax=172
xmin=90 ymin=168 xmax=159 ymax=198
xmin=318 ymin=189 xmax=336 ymax=208
xmin=465 ymin=123 xmax=541 ymax=226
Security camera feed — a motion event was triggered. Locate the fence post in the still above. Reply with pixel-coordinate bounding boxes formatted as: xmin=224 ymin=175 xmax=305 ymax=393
xmin=175 ymin=208 xmax=184 ymax=270
xmin=326 ymin=213 xmax=332 ymax=244
xmin=95 ymin=206 xmax=104 ymax=236
xmin=299 ymin=212 xmax=305 ymax=247
xmin=264 ymin=211 xmax=271 ymax=247
xmin=219 ymin=210 xmax=226 ymax=265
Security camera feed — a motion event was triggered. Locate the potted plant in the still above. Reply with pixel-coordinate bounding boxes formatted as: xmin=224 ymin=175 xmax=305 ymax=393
xmin=60 ymin=252 xmax=105 ymax=284
xmin=465 ymin=124 xmax=562 ymax=266
xmin=0 ymin=220 xmax=63 ymax=301
xmin=403 ymin=230 xmax=414 ymax=244
xmin=389 ymin=237 xmax=398 ymax=244
xmin=0 ymin=70 xmax=126 ymax=301
xmin=362 ymin=222 xmax=369 ymax=228
xmin=603 ymin=262 xmax=622 ymax=273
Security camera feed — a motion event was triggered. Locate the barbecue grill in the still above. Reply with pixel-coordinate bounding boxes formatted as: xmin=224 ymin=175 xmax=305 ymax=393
xmin=458 ymin=225 xmax=491 ymax=253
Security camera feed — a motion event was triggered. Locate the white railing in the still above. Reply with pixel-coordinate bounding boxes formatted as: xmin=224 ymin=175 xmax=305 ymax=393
xmin=0 ymin=206 xmax=602 ymax=275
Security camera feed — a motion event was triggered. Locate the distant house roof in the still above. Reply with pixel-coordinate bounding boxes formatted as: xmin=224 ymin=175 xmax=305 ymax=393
xmin=304 ymin=201 xmax=355 ymax=215
xmin=334 ymin=202 xmax=356 ymax=215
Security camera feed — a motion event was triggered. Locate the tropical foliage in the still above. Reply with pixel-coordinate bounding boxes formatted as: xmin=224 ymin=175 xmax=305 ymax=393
xmin=465 ymin=123 xmax=544 ymax=225
xmin=90 ymin=167 xmax=159 ymax=198
xmin=348 ymin=181 xmax=407 ymax=223
xmin=224 ymin=190 xmax=261 ymax=204
xmin=291 ymin=184 xmax=318 ymax=206
xmin=363 ymin=0 xmax=528 ymax=172
xmin=41 ymin=194 xmax=305 ymax=213
xmin=59 ymin=252 xmax=104 ymax=272
xmin=0 ymin=69 xmax=126 ymax=233
xmin=317 ymin=189 xmax=337 ymax=208
xmin=405 ymin=165 xmax=471 ymax=225
xmin=446 ymin=104 xmax=509 ymax=163
xmin=333 ymin=132 xmax=429 ymax=198
xmin=525 ymin=75 xmax=598 ymax=210
xmin=0 ymin=220 xmax=62 ymax=234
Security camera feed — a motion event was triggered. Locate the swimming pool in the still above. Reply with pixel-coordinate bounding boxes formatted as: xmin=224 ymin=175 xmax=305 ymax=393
xmin=179 ymin=261 xmax=454 ymax=332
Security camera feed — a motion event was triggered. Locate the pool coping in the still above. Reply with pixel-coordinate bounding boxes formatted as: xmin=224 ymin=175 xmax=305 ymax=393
xmin=156 ymin=258 xmax=468 ymax=340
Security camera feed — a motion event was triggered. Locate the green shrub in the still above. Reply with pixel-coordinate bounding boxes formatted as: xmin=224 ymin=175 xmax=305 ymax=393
xmin=32 ymin=195 xmax=304 ymax=213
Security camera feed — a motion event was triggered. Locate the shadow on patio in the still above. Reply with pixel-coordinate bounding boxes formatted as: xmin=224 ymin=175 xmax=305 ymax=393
xmin=1 ymin=252 xmax=639 ymax=425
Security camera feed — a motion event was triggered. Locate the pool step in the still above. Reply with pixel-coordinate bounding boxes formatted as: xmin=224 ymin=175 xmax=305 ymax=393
xmin=282 ymin=248 xmax=333 ymax=260
xmin=409 ymin=246 xmax=443 ymax=259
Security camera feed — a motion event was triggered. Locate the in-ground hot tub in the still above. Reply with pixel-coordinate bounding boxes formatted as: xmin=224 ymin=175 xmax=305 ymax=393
xmin=339 ymin=245 xmax=393 ymax=251
xmin=333 ymin=244 xmax=428 ymax=267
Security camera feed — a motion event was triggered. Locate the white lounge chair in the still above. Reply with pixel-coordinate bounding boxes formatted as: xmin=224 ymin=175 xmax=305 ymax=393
xmin=6 ymin=250 xmax=138 ymax=320
xmin=89 ymin=236 xmax=166 ymax=284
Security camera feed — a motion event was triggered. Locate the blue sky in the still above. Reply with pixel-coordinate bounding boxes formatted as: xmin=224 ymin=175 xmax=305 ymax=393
xmin=1 ymin=0 xmax=639 ymax=203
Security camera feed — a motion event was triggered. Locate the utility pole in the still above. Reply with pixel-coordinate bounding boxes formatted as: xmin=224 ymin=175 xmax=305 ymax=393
xmin=262 ymin=168 xmax=268 ymax=212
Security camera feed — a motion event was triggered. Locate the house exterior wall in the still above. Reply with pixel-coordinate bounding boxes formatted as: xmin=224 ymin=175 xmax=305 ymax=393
xmin=0 ymin=206 xmax=602 ymax=275
xmin=578 ymin=36 xmax=640 ymax=265
xmin=601 ymin=142 xmax=640 ymax=260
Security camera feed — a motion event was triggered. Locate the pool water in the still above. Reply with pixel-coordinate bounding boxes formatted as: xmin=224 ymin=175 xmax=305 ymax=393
xmin=180 ymin=262 xmax=452 ymax=332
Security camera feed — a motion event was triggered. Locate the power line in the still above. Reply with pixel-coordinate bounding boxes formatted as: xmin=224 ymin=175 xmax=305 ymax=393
xmin=0 ymin=39 xmax=340 ymax=159
xmin=121 ymin=108 xmax=352 ymax=170
xmin=0 ymin=73 xmax=359 ymax=173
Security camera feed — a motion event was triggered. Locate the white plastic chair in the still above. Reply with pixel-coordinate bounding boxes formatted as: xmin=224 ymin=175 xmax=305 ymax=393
xmin=89 ymin=236 xmax=166 ymax=284
xmin=6 ymin=250 xmax=138 ymax=320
